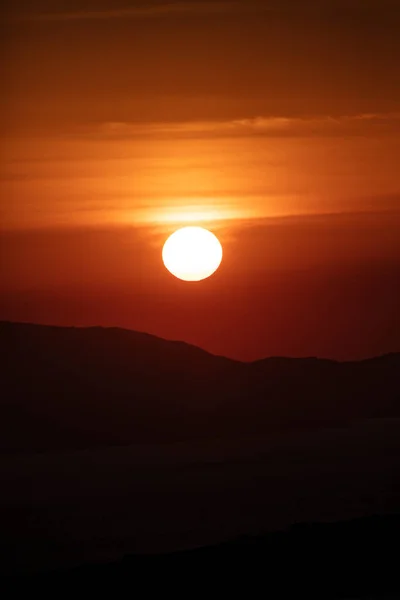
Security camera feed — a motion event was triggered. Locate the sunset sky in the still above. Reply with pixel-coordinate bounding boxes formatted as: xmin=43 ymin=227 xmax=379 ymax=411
xmin=1 ymin=0 xmax=399 ymax=360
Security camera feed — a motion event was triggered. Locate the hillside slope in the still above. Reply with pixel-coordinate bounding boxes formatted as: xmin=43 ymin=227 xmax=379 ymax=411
xmin=1 ymin=321 xmax=399 ymax=452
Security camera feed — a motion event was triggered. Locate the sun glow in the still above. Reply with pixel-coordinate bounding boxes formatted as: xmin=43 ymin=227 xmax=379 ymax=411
xmin=162 ymin=226 xmax=223 ymax=281
xmin=148 ymin=202 xmax=245 ymax=225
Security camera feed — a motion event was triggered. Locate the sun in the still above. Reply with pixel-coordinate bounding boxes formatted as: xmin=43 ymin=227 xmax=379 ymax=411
xmin=162 ymin=226 xmax=223 ymax=281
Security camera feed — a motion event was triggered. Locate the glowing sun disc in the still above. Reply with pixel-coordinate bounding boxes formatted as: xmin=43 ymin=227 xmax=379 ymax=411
xmin=162 ymin=226 xmax=223 ymax=281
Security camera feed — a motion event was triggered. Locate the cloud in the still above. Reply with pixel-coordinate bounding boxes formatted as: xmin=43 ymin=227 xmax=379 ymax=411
xmin=13 ymin=1 xmax=266 ymax=23
xmin=10 ymin=0 xmax=398 ymax=23
xmin=91 ymin=112 xmax=400 ymax=140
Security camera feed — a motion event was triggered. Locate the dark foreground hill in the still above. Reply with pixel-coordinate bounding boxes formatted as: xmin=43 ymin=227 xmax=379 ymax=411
xmin=5 ymin=514 xmax=400 ymax=599
xmin=1 ymin=321 xmax=399 ymax=452
xmin=0 ymin=323 xmax=399 ymax=579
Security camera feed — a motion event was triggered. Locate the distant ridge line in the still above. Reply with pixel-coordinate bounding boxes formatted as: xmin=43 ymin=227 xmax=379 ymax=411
xmin=0 ymin=320 xmax=398 ymax=365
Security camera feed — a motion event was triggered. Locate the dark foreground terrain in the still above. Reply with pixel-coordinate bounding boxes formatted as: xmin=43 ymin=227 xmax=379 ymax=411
xmin=1 ymin=322 xmax=399 ymax=595
xmin=4 ymin=515 xmax=400 ymax=599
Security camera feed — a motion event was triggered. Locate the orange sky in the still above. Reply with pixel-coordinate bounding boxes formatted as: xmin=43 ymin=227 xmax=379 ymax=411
xmin=2 ymin=115 xmax=400 ymax=230
xmin=1 ymin=0 xmax=399 ymax=359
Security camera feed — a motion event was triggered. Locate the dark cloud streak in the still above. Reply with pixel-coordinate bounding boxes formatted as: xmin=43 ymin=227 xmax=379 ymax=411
xmin=5 ymin=1 xmax=269 ymax=23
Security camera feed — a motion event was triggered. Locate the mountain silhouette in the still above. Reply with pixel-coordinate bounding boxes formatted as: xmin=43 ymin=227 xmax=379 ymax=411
xmin=1 ymin=321 xmax=399 ymax=452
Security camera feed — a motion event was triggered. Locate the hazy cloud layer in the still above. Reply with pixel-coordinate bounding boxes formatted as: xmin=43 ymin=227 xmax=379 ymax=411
xmin=9 ymin=1 xmax=269 ymax=22
xmin=93 ymin=113 xmax=400 ymax=140
xmin=7 ymin=0 xmax=400 ymax=22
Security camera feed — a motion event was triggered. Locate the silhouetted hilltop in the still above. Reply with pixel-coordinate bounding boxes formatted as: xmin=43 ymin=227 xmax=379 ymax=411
xmin=1 ymin=321 xmax=399 ymax=452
